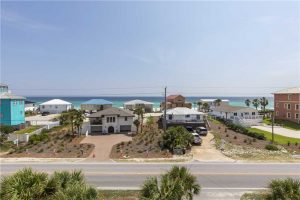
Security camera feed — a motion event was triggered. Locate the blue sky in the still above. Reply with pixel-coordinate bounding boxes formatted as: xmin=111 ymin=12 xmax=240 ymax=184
xmin=1 ymin=1 xmax=299 ymax=97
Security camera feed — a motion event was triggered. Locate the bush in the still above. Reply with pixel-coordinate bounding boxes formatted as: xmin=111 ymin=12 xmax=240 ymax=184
xmin=28 ymin=132 xmax=49 ymax=145
xmin=269 ymin=178 xmax=300 ymax=200
xmin=163 ymin=126 xmax=194 ymax=152
xmin=265 ymin=144 xmax=279 ymax=151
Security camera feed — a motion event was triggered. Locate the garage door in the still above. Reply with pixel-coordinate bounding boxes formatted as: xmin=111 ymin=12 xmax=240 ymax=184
xmin=120 ymin=125 xmax=131 ymax=132
xmin=91 ymin=126 xmax=102 ymax=133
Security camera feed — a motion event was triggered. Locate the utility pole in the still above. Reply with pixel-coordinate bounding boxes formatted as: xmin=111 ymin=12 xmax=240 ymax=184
xmin=271 ymin=111 xmax=274 ymax=144
xmin=163 ymin=86 xmax=167 ymax=133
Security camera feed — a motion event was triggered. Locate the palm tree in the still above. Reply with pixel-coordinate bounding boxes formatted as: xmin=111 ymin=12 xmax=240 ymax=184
xmin=59 ymin=109 xmax=78 ymax=135
xmin=0 ymin=168 xmax=54 ymax=200
xmin=260 ymin=97 xmax=269 ymax=116
xmin=252 ymin=98 xmax=260 ymax=110
xmin=74 ymin=110 xmax=85 ymax=136
xmin=201 ymin=102 xmax=210 ymax=113
xmin=245 ymin=99 xmax=251 ymax=107
xmin=146 ymin=116 xmax=155 ymax=129
xmin=197 ymin=102 xmax=202 ymax=111
xmin=133 ymin=119 xmax=140 ymax=133
xmin=134 ymin=107 xmax=144 ymax=133
xmin=141 ymin=166 xmax=200 ymax=200
xmin=0 ymin=168 xmax=98 ymax=200
xmin=213 ymin=99 xmax=222 ymax=107
xmin=269 ymin=178 xmax=300 ymax=200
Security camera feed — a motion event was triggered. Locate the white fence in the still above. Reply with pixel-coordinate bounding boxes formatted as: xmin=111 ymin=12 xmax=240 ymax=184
xmin=8 ymin=121 xmax=60 ymax=143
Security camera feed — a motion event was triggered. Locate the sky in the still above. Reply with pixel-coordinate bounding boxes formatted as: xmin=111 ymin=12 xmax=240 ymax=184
xmin=1 ymin=1 xmax=300 ymax=97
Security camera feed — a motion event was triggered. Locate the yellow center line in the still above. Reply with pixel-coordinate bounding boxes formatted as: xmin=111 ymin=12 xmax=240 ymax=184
xmin=1 ymin=172 xmax=300 ymax=176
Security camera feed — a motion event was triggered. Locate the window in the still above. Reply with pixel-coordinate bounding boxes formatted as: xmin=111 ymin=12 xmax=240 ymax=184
xmin=296 ymin=104 xmax=299 ymax=110
xmin=20 ymin=111 xmax=23 ymax=115
xmin=295 ymin=113 xmax=299 ymax=119
xmin=276 ymin=111 xmax=279 ymax=116
xmin=55 ymin=106 xmax=58 ymax=109
xmin=13 ymin=100 xmax=17 ymax=105
xmin=107 ymin=117 xmax=109 ymax=123
xmin=42 ymin=105 xmax=45 ymax=109
xmin=288 ymin=94 xmax=291 ymax=100
xmin=287 ymin=104 xmax=291 ymax=110
xmin=252 ymin=112 xmax=256 ymax=115
xmin=196 ymin=115 xmax=200 ymax=120
xmin=233 ymin=113 xmax=237 ymax=116
xmin=168 ymin=115 xmax=173 ymax=120
xmin=244 ymin=112 xmax=249 ymax=115
xmin=276 ymin=103 xmax=279 ymax=108
xmin=125 ymin=117 xmax=127 ymax=121
xmin=113 ymin=117 xmax=115 ymax=122
xmin=185 ymin=115 xmax=190 ymax=118
xmin=287 ymin=112 xmax=291 ymax=118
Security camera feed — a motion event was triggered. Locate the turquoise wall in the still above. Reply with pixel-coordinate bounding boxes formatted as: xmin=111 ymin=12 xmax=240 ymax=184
xmin=0 ymin=99 xmax=25 ymax=126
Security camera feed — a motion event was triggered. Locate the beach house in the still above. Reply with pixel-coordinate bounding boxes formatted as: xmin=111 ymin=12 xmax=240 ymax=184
xmin=160 ymin=95 xmax=192 ymax=110
xmin=199 ymin=99 xmax=229 ymax=110
xmin=85 ymin=107 xmax=135 ymax=134
xmin=123 ymin=99 xmax=154 ymax=113
xmin=211 ymin=104 xmax=262 ymax=127
xmin=25 ymin=100 xmax=37 ymax=112
xmin=273 ymin=87 xmax=300 ymax=124
xmin=163 ymin=107 xmax=205 ymax=128
xmin=0 ymin=84 xmax=25 ymax=128
xmin=81 ymin=99 xmax=113 ymax=113
xmin=39 ymin=99 xmax=72 ymax=114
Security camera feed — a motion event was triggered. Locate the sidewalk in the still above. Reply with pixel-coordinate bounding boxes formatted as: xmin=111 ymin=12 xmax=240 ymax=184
xmin=252 ymin=125 xmax=300 ymax=139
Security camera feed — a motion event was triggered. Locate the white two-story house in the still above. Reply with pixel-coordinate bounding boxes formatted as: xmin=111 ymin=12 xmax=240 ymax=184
xmin=211 ymin=105 xmax=262 ymax=127
xmin=86 ymin=107 xmax=136 ymax=134
xmin=164 ymin=107 xmax=206 ymax=128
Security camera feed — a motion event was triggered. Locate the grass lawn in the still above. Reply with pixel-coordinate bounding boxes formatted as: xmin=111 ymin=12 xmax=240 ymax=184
xmin=98 ymin=190 xmax=140 ymax=200
xmin=263 ymin=118 xmax=300 ymax=131
xmin=14 ymin=126 xmax=42 ymax=134
xmin=247 ymin=128 xmax=300 ymax=145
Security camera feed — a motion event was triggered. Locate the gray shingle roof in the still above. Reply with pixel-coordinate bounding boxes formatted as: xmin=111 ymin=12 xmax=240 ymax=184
xmin=88 ymin=107 xmax=134 ymax=118
xmin=273 ymin=87 xmax=300 ymax=94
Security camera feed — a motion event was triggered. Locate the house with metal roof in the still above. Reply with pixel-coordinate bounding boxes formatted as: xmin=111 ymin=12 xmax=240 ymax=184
xmin=39 ymin=99 xmax=72 ymax=114
xmin=81 ymin=99 xmax=113 ymax=113
xmin=85 ymin=107 xmax=135 ymax=134
xmin=163 ymin=107 xmax=206 ymax=128
xmin=211 ymin=104 xmax=262 ymax=127
xmin=123 ymin=99 xmax=153 ymax=113
xmin=0 ymin=84 xmax=25 ymax=127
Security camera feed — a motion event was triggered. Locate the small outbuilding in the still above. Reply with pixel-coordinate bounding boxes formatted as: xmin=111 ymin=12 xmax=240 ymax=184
xmin=81 ymin=99 xmax=113 ymax=113
xmin=39 ymin=99 xmax=72 ymax=114
xmin=123 ymin=99 xmax=154 ymax=113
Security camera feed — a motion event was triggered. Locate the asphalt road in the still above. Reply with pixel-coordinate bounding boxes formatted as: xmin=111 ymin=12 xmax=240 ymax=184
xmin=1 ymin=162 xmax=300 ymax=200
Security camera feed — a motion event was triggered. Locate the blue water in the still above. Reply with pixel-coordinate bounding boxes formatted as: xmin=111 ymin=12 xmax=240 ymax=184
xmin=26 ymin=96 xmax=274 ymax=110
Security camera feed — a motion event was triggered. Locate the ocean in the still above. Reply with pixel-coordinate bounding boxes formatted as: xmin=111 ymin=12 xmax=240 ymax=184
xmin=26 ymin=96 xmax=274 ymax=110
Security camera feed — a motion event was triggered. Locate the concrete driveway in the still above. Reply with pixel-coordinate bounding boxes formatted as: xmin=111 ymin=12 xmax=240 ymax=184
xmin=191 ymin=132 xmax=233 ymax=162
xmin=252 ymin=125 xmax=300 ymax=139
xmin=81 ymin=134 xmax=132 ymax=162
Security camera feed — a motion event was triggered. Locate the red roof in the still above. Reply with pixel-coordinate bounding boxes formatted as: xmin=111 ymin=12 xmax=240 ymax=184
xmin=167 ymin=95 xmax=182 ymax=100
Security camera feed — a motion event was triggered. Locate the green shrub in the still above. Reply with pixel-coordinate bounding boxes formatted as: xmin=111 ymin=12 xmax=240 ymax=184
xmin=265 ymin=144 xmax=279 ymax=151
xmin=269 ymin=178 xmax=300 ymax=200
xmin=163 ymin=126 xmax=194 ymax=152
xmin=28 ymin=132 xmax=49 ymax=145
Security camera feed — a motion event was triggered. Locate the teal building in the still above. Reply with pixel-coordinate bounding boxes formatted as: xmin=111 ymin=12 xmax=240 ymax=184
xmin=0 ymin=84 xmax=25 ymax=126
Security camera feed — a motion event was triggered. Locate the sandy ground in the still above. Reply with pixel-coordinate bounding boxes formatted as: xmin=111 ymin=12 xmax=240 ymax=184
xmin=252 ymin=125 xmax=300 ymax=139
xmin=81 ymin=134 xmax=132 ymax=162
xmin=191 ymin=132 xmax=234 ymax=162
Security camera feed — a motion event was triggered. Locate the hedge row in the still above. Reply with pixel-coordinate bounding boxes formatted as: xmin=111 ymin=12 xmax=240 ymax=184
xmin=216 ymin=118 xmax=266 ymax=140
